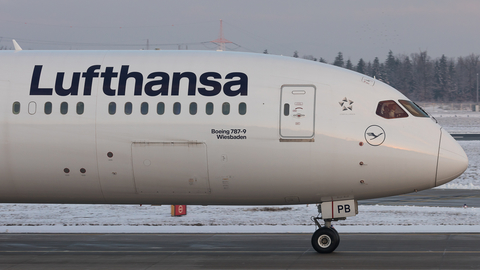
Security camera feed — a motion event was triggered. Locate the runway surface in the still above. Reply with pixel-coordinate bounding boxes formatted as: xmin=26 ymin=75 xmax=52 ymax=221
xmin=0 ymin=233 xmax=479 ymax=269
xmin=452 ymin=133 xmax=480 ymax=140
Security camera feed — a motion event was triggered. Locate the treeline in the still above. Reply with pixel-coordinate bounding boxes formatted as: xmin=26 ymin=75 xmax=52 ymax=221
xmin=296 ymin=50 xmax=480 ymax=102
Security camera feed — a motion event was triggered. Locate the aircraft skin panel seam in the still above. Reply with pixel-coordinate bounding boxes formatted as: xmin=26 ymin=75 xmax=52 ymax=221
xmin=94 ymin=52 xmax=108 ymax=202
xmin=434 ymin=128 xmax=443 ymax=187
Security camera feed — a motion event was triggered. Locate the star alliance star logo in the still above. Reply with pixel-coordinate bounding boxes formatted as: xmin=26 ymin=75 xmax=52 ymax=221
xmin=339 ymin=97 xmax=354 ymax=111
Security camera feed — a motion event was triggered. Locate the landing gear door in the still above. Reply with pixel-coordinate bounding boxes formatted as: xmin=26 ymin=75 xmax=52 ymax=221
xmin=280 ymin=85 xmax=316 ymax=139
xmin=131 ymin=142 xmax=211 ymax=195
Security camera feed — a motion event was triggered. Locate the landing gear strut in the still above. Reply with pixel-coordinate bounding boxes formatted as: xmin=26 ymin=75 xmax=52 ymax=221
xmin=311 ymin=200 xmax=357 ymax=253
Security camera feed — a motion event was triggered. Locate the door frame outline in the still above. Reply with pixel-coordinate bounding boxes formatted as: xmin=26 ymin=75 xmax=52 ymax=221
xmin=279 ymin=84 xmax=316 ymax=141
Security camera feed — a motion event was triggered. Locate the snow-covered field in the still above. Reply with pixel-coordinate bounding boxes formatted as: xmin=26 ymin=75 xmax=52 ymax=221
xmin=0 ymin=204 xmax=479 ymax=233
xmin=430 ymin=106 xmax=480 ymax=189
xmin=1 ymin=106 xmax=479 ymax=234
xmin=438 ymin=141 xmax=480 ymax=189
xmin=426 ymin=103 xmax=480 ymax=134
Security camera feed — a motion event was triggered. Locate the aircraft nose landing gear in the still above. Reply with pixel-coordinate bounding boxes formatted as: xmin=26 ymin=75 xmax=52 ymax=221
xmin=311 ymin=200 xmax=358 ymax=253
xmin=311 ymin=218 xmax=340 ymax=253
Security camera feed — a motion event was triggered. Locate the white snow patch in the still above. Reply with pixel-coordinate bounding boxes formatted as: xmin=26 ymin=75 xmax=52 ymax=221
xmin=0 ymin=204 xmax=479 ymax=234
xmin=397 ymin=107 xmax=480 ymax=189
xmin=432 ymin=141 xmax=480 ymax=189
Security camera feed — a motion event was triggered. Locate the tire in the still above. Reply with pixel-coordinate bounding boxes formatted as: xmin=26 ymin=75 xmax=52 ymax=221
xmin=331 ymin=227 xmax=340 ymax=250
xmin=311 ymin=227 xmax=340 ymax=253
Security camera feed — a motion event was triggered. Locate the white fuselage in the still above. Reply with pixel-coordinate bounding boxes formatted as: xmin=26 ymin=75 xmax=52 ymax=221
xmin=0 ymin=50 xmax=468 ymax=205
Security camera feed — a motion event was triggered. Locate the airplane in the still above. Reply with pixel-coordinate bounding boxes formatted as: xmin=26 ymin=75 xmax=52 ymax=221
xmin=0 ymin=42 xmax=468 ymax=253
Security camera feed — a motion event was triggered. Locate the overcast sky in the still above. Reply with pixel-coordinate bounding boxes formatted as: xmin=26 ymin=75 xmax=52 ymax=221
xmin=1 ymin=0 xmax=479 ymax=63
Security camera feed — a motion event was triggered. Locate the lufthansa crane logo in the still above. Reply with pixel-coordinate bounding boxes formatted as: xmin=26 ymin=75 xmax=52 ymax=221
xmin=364 ymin=125 xmax=386 ymax=146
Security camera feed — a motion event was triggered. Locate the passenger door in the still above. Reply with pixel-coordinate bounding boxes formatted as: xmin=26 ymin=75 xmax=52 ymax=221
xmin=280 ymin=85 xmax=316 ymax=139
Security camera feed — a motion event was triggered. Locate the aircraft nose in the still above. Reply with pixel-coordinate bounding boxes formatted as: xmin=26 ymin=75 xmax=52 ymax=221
xmin=436 ymin=130 xmax=468 ymax=187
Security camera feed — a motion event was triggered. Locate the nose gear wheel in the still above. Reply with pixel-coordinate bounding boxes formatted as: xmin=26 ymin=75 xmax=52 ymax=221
xmin=311 ymin=227 xmax=340 ymax=253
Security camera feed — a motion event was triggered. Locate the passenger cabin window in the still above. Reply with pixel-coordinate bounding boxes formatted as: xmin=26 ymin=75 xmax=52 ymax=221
xmin=206 ymin=102 xmax=214 ymax=115
xmin=189 ymin=102 xmax=197 ymax=115
xmin=173 ymin=102 xmax=181 ymax=115
xmin=60 ymin=102 xmax=68 ymax=115
xmin=44 ymin=102 xmax=52 ymax=115
xmin=76 ymin=102 xmax=84 ymax=115
xmin=109 ymin=102 xmax=116 ymax=115
xmin=399 ymin=100 xmax=429 ymax=117
xmin=239 ymin=102 xmax=247 ymax=115
xmin=125 ymin=102 xmax=132 ymax=115
xmin=222 ymin=102 xmax=230 ymax=115
xmin=283 ymin=103 xmax=290 ymax=116
xmin=141 ymin=102 xmax=148 ymax=115
xmin=12 ymin=102 xmax=20 ymax=114
xmin=376 ymin=100 xmax=408 ymax=119
xmin=28 ymin=101 xmax=37 ymax=115
xmin=157 ymin=102 xmax=165 ymax=115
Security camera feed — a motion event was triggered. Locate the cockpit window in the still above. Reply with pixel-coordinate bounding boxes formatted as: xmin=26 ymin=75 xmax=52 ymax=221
xmin=398 ymin=100 xmax=429 ymax=117
xmin=376 ymin=100 xmax=408 ymax=119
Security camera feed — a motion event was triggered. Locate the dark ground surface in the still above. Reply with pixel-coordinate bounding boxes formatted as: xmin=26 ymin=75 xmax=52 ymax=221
xmin=1 ymin=189 xmax=479 ymax=269
xmin=0 ymin=233 xmax=479 ymax=269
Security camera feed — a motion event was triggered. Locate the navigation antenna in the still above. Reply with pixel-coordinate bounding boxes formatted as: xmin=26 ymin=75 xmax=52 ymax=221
xmin=211 ymin=19 xmax=232 ymax=51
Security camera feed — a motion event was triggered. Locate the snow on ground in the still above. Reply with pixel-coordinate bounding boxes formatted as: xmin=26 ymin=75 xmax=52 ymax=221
xmin=423 ymin=103 xmax=480 ymax=134
xmin=437 ymin=141 xmax=480 ymax=189
xmin=425 ymin=105 xmax=480 ymax=189
xmin=436 ymin=117 xmax=480 ymax=134
xmin=0 ymin=105 xmax=479 ymax=234
xmin=0 ymin=204 xmax=479 ymax=234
